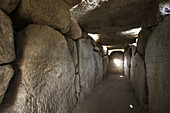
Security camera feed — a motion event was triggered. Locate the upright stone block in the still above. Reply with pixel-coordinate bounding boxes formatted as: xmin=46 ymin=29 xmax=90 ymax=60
xmin=78 ymin=38 xmax=95 ymax=101
xmin=0 ymin=24 xmax=76 ymax=113
xmin=145 ymin=16 xmax=170 ymax=113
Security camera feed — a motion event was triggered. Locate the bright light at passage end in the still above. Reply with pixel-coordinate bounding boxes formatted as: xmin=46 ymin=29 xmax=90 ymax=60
xmin=114 ymin=59 xmax=122 ymax=67
xmin=120 ymin=75 xmax=123 ymax=78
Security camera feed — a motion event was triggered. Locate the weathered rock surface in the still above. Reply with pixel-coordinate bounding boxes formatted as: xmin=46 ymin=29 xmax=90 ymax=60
xmin=66 ymin=38 xmax=78 ymax=66
xmin=0 ymin=24 xmax=76 ymax=113
xmin=78 ymin=38 xmax=95 ymax=102
xmin=0 ymin=0 xmax=20 ymax=14
xmin=0 ymin=65 xmax=14 ymax=104
xmin=145 ymin=16 xmax=170 ymax=113
xmin=130 ymin=52 xmax=148 ymax=108
xmin=71 ymin=0 xmax=153 ymax=33
xmin=137 ymin=28 xmax=152 ymax=55
xmin=12 ymin=0 xmax=71 ymax=33
xmin=65 ymin=0 xmax=81 ymax=8
xmin=108 ymin=51 xmax=124 ymax=74
xmin=0 ymin=10 xmax=15 ymax=64
xmin=124 ymin=47 xmax=131 ymax=78
xmin=94 ymin=51 xmax=103 ymax=85
xmin=69 ymin=19 xmax=82 ymax=40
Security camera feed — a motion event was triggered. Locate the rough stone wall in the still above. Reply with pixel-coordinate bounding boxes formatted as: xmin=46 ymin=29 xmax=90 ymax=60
xmin=0 ymin=0 xmax=105 ymax=113
xmin=145 ymin=16 xmax=170 ymax=113
xmin=128 ymin=15 xmax=170 ymax=113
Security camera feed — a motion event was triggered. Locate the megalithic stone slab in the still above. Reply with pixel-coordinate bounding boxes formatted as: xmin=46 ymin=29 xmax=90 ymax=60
xmin=0 ymin=24 xmax=76 ymax=113
xmin=145 ymin=16 xmax=170 ymax=113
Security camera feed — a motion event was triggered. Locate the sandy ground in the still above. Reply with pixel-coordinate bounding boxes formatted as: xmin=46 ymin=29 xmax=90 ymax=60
xmin=73 ymin=73 xmax=148 ymax=113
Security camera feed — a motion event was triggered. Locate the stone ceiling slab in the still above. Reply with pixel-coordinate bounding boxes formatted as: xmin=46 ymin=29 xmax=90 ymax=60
xmin=71 ymin=0 xmax=153 ymax=33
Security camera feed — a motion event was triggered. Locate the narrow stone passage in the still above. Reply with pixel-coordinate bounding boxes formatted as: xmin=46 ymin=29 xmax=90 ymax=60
xmin=73 ymin=73 xmax=148 ymax=113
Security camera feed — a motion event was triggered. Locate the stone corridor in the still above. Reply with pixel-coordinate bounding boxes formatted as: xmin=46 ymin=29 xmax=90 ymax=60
xmin=73 ymin=73 xmax=148 ymax=113
xmin=0 ymin=0 xmax=170 ymax=113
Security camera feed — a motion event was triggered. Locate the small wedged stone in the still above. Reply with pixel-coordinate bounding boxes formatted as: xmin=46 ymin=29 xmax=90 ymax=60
xmin=0 ymin=10 xmax=15 ymax=64
xmin=0 ymin=0 xmax=20 ymax=14
xmin=69 ymin=19 xmax=82 ymax=40
xmin=0 ymin=65 xmax=14 ymax=104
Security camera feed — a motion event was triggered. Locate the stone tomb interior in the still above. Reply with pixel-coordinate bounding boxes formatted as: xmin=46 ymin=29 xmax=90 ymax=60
xmin=0 ymin=0 xmax=170 ymax=113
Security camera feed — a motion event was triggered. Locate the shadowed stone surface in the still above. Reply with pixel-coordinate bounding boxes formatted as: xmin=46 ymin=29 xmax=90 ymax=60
xmin=145 ymin=16 xmax=170 ymax=113
xmin=130 ymin=52 xmax=148 ymax=108
xmin=71 ymin=0 xmax=153 ymax=33
xmin=0 ymin=65 xmax=14 ymax=104
xmin=94 ymin=51 xmax=103 ymax=85
xmin=0 ymin=0 xmax=20 ymax=14
xmin=66 ymin=38 xmax=78 ymax=66
xmin=0 ymin=24 xmax=76 ymax=113
xmin=12 ymin=0 xmax=71 ymax=33
xmin=78 ymin=38 xmax=95 ymax=102
xmin=124 ymin=47 xmax=131 ymax=78
xmin=137 ymin=28 xmax=152 ymax=56
xmin=103 ymin=56 xmax=108 ymax=77
xmin=65 ymin=0 xmax=81 ymax=8
xmin=0 ymin=10 xmax=15 ymax=64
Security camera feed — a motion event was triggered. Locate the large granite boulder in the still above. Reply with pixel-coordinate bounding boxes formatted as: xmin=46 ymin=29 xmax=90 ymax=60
xmin=130 ymin=52 xmax=148 ymax=108
xmin=124 ymin=47 xmax=131 ymax=78
xmin=0 ymin=24 xmax=76 ymax=113
xmin=71 ymin=0 xmax=153 ymax=33
xmin=0 ymin=65 xmax=14 ymax=104
xmin=78 ymin=38 xmax=96 ymax=102
xmin=145 ymin=16 xmax=170 ymax=113
xmin=0 ymin=10 xmax=15 ymax=64
xmin=12 ymin=0 xmax=71 ymax=33
xmin=94 ymin=51 xmax=103 ymax=85
xmin=0 ymin=0 xmax=20 ymax=14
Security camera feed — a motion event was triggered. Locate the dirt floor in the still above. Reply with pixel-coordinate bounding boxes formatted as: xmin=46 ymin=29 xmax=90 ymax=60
xmin=73 ymin=73 xmax=148 ymax=113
